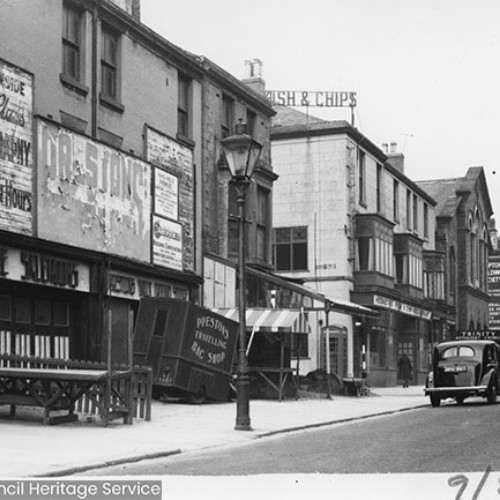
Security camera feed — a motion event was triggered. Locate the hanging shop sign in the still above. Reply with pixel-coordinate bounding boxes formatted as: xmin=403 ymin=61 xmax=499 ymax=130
xmin=265 ymin=90 xmax=357 ymax=108
xmin=37 ymin=119 xmax=151 ymax=262
xmin=146 ymin=126 xmax=194 ymax=271
xmin=0 ymin=247 xmax=89 ymax=291
xmin=0 ymin=59 xmax=33 ymax=235
xmin=107 ymin=270 xmax=188 ymax=301
xmin=373 ymin=294 xmax=432 ymax=320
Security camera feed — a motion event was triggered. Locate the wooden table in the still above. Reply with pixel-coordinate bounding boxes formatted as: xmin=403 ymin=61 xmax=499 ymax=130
xmin=0 ymin=367 xmax=133 ymax=425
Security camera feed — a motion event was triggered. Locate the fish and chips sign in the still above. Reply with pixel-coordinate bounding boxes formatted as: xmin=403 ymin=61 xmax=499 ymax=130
xmin=266 ymin=90 xmax=357 ymax=108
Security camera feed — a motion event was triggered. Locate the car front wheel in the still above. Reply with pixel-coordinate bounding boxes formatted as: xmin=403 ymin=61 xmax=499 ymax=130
xmin=487 ymin=383 xmax=498 ymax=404
xmin=430 ymin=395 xmax=441 ymax=407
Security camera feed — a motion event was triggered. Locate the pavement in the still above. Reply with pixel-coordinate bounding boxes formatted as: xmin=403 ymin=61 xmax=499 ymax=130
xmin=0 ymin=385 xmax=428 ymax=478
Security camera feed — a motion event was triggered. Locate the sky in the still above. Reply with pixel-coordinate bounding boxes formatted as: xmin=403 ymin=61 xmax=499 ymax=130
xmin=141 ymin=0 xmax=500 ymax=220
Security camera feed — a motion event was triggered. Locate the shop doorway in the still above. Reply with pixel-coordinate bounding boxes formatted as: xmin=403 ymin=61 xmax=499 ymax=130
xmin=397 ymin=341 xmax=415 ymax=385
xmin=321 ymin=326 xmax=348 ymax=378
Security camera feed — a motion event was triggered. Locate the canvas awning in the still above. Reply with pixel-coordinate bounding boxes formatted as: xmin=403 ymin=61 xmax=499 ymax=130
xmin=212 ymin=308 xmax=311 ymax=333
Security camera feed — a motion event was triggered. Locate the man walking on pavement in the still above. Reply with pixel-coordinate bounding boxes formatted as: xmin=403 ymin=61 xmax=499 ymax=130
xmin=398 ymin=352 xmax=412 ymax=388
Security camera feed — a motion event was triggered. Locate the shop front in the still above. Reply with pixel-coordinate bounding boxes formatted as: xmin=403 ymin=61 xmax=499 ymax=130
xmin=0 ymin=243 xmax=92 ymax=361
xmin=353 ymin=293 xmax=432 ymax=387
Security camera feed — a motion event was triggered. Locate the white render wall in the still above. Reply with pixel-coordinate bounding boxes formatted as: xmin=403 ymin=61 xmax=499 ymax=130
xmin=272 ymin=134 xmax=355 ymax=375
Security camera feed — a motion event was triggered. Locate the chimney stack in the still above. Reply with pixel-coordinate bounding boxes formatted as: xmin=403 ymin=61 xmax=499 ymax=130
xmin=241 ymin=58 xmax=266 ymax=96
xmin=108 ymin=0 xmax=141 ymax=21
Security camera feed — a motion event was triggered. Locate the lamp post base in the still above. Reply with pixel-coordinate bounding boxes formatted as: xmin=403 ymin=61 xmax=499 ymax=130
xmin=234 ymin=373 xmax=251 ymax=431
xmin=234 ymin=420 xmax=252 ymax=431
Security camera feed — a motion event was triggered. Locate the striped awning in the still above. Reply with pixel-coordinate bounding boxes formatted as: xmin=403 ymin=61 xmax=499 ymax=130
xmin=212 ymin=308 xmax=311 ymax=333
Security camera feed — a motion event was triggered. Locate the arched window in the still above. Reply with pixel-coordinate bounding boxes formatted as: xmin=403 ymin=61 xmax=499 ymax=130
xmin=449 ymin=246 xmax=456 ymax=304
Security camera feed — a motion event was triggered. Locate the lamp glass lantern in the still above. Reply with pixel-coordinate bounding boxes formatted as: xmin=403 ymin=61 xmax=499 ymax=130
xmin=221 ymin=121 xmax=262 ymax=181
xmin=220 ymin=121 xmax=262 ymax=431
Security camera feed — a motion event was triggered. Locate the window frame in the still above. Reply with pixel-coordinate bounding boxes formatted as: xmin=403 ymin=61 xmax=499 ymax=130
xmin=61 ymin=1 xmax=88 ymax=95
xmin=177 ymin=75 xmax=191 ymax=140
xmin=273 ymin=226 xmax=308 ymax=272
xmin=100 ymin=23 xmax=123 ymax=111
xmin=358 ymin=150 xmax=366 ymax=206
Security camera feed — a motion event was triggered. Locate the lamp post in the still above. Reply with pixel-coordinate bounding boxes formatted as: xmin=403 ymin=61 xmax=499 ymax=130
xmin=221 ymin=120 xmax=262 ymax=431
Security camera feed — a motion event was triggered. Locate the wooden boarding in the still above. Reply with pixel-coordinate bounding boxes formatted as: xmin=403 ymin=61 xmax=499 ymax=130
xmin=249 ymin=366 xmax=298 ymax=402
xmin=0 ymin=367 xmax=133 ymax=426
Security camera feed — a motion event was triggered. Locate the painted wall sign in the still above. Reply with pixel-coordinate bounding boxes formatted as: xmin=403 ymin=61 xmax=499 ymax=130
xmin=37 ymin=120 xmax=151 ymax=261
xmin=107 ymin=271 xmax=188 ymax=301
xmin=0 ymin=59 xmax=33 ymax=234
xmin=146 ymin=127 xmax=194 ymax=271
xmin=266 ymin=90 xmax=357 ymax=108
xmin=373 ymin=294 xmax=431 ymax=319
xmin=0 ymin=247 xmax=90 ymax=292
xmin=152 ymin=215 xmax=183 ymax=271
xmin=488 ymin=260 xmax=500 ymax=297
xmin=154 ymin=167 xmax=178 ymax=220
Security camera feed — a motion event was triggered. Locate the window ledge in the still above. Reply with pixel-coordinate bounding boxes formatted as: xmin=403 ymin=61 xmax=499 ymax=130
xmin=176 ymin=133 xmax=195 ymax=148
xmin=99 ymin=93 xmax=125 ymax=113
xmin=60 ymin=74 xmax=89 ymax=96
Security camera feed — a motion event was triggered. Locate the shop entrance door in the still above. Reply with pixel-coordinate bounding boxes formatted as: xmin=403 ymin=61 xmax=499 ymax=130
xmin=321 ymin=326 xmax=348 ymax=378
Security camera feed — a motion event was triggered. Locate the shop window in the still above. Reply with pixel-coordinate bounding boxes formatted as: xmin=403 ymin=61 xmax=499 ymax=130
xmin=15 ymin=298 xmax=31 ymax=323
xmin=35 ymin=300 xmax=51 ymax=325
xmin=178 ymin=75 xmax=191 ymax=139
xmin=273 ymin=226 xmax=308 ymax=272
xmin=54 ymin=302 xmax=69 ymax=327
xmin=0 ymin=295 xmax=11 ymax=321
xmin=62 ymin=2 xmax=84 ymax=85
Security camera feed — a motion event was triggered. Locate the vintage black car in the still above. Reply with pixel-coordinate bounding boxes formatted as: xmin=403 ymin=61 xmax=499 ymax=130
xmin=424 ymin=340 xmax=500 ymax=407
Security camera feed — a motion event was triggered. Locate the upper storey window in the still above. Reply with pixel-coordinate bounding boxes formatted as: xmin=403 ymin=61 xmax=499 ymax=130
xmin=62 ymin=3 xmax=82 ymax=82
xmin=100 ymin=24 xmax=122 ymax=111
xmin=178 ymin=75 xmax=191 ymax=139
xmin=222 ymin=94 xmax=234 ymax=139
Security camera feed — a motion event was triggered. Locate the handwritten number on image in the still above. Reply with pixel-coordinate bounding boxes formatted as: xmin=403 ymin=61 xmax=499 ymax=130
xmin=448 ymin=466 xmax=491 ymax=500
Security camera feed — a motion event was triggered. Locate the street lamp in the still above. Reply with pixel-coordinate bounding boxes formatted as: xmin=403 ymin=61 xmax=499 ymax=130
xmin=221 ymin=120 xmax=262 ymax=431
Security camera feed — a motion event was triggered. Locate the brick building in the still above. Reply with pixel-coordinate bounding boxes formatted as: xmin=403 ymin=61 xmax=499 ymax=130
xmin=417 ymin=167 xmax=493 ymax=335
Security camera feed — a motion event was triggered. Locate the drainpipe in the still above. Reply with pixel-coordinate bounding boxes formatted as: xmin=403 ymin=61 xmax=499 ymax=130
xmin=91 ymin=6 xmax=98 ymax=139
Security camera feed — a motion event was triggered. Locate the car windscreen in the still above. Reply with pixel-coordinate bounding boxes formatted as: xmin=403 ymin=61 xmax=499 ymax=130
xmin=440 ymin=346 xmax=476 ymax=359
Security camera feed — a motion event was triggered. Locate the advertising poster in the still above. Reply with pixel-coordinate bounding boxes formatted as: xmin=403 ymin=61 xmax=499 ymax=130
xmin=154 ymin=167 xmax=178 ymax=221
xmin=0 ymin=58 xmax=33 ymax=234
xmin=146 ymin=126 xmax=194 ymax=271
xmin=37 ymin=120 xmax=151 ymax=261
xmin=152 ymin=215 xmax=183 ymax=271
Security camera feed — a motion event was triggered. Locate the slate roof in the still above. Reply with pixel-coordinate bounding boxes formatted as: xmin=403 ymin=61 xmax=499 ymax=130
xmin=416 ymin=167 xmax=493 ymax=219
xmin=272 ymin=105 xmax=349 ymax=129
xmin=415 ymin=178 xmax=461 ymax=218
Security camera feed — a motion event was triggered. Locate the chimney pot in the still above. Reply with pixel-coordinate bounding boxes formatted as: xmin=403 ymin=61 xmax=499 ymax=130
xmin=390 ymin=142 xmax=397 ymax=153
